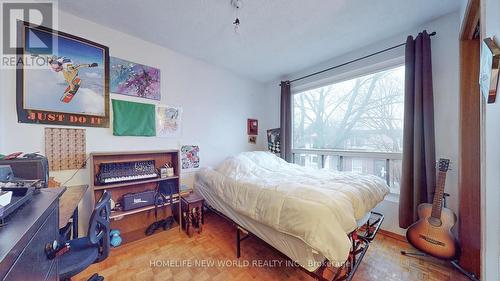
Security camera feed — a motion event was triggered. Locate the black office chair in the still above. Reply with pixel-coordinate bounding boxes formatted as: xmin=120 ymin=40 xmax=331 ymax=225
xmin=59 ymin=190 xmax=111 ymax=281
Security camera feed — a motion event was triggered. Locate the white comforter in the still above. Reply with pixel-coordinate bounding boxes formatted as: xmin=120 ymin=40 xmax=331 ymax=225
xmin=196 ymin=151 xmax=389 ymax=264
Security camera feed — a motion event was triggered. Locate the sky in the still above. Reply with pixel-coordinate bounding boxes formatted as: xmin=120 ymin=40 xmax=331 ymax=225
xmin=27 ymin=27 xmax=104 ymax=65
xmin=23 ymin=26 xmax=106 ymax=116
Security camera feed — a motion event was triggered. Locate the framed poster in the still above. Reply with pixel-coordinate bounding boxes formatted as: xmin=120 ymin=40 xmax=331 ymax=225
xmin=110 ymin=57 xmax=161 ymax=101
xmin=181 ymin=145 xmax=200 ymax=170
xmin=247 ymin=118 xmax=258 ymax=135
xmin=157 ymin=105 xmax=182 ymax=138
xmin=16 ymin=21 xmax=110 ymax=127
xmin=267 ymin=128 xmax=281 ymax=154
xmin=248 ymin=135 xmax=257 ymax=144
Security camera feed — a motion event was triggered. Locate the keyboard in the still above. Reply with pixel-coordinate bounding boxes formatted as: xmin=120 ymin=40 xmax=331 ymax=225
xmin=97 ymin=160 xmax=158 ymax=185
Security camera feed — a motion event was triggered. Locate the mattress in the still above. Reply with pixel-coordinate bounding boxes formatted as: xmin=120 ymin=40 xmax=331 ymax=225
xmin=194 ymin=152 xmax=388 ymax=271
xmin=195 ymin=180 xmax=371 ymax=272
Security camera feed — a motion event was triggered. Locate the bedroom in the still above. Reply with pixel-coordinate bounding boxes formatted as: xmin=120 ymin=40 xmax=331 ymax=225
xmin=0 ymin=0 xmax=498 ymax=281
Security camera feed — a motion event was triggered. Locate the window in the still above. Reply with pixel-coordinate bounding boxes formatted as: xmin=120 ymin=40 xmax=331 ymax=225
xmin=292 ymin=65 xmax=404 ymax=194
xmin=351 ymin=159 xmax=363 ymax=173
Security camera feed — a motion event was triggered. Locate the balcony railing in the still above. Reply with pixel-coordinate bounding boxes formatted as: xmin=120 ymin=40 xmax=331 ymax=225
xmin=292 ymin=148 xmax=403 ymax=194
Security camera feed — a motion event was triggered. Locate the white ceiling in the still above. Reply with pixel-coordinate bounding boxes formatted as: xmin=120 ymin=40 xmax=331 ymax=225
xmin=59 ymin=0 xmax=460 ymax=83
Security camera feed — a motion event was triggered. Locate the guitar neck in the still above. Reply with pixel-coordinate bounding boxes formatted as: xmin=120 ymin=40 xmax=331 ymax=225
xmin=431 ymin=171 xmax=447 ymax=219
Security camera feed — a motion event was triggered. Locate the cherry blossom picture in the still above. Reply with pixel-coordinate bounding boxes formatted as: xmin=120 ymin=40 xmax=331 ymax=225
xmin=110 ymin=57 xmax=161 ymax=101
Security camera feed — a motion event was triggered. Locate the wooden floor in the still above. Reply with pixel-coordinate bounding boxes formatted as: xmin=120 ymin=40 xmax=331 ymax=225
xmin=75 ymin=213 xmax=468 ymax=281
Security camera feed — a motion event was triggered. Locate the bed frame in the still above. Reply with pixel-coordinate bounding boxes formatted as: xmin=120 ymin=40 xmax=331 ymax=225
xmin=207 ymin=204 xmax=384 ymax=281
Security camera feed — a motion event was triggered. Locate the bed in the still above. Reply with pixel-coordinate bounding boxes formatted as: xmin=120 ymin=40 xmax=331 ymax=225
xmin=194 ymin=151 xmax=389 ymax=280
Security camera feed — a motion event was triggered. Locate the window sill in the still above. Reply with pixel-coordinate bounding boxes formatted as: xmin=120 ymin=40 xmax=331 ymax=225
xmin=384 ymin=193 xmax=400 ymax=203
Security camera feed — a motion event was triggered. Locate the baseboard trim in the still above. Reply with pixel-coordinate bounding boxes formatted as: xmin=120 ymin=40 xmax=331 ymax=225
xmin=378 ymin=229 xmax=407 ymax=243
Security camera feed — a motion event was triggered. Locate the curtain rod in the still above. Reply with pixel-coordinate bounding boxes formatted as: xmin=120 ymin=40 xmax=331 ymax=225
xmin=281 ymin=31 xmax=436 ymax=86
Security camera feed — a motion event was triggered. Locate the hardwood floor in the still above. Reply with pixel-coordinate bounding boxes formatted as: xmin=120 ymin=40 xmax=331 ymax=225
xmin=75 ymin=213 xmax=468 ymax=281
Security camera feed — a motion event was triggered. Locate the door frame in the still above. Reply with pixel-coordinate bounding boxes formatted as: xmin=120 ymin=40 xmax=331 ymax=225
xmin=458 ymin=0 xmax=481 ymax=277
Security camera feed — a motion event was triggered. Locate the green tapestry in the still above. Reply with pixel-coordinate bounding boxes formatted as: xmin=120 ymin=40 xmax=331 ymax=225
xmin=112 ymin=99 xmax=156 ymax=136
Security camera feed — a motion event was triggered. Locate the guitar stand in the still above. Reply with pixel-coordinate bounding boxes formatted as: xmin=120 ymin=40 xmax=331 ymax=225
xmin=400 ymin=250 xmax=426 ymax=257
xmin=400 ymin=251 xmax=479 ymax=281
xmin=450 ymin=261 xmax=479 ymax=281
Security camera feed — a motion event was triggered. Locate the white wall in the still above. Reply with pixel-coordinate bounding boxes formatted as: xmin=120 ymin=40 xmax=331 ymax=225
xmin=263 ymin=12 xmax=461 ymax=236
xmin=459 ymin=0 xmax=469 ymax=31
xmin=260 ymin=82 xmax=281 ymax=133
xmin=0 ymin=11 xmax=268 ymax=233
xmin=0 ymin=69 xmax=5 ymax=153
xmin=481 ymin=0 xmax=500 ymax=279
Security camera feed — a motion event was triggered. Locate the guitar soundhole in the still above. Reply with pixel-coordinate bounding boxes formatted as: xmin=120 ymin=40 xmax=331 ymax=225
xmin=427 ymin=217 xmax=442 ymax=227
xmin=418 ymin=234 xmax=445 ymax=246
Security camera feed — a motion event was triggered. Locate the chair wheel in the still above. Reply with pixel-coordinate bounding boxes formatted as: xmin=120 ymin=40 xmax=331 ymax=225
xmin=88 ymin=273 xmax=104 ymax=281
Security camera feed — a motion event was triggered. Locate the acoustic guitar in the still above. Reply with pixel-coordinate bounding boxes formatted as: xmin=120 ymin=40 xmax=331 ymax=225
xmin=406 ymin=158 xmax=458 ymax=260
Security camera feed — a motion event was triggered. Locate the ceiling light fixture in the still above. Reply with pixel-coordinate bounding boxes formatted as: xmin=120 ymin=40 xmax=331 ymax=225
xmin=231 ymin=0 xmax=242 ymax=34
xmin=233 ymin=17 xmax=240 ymax=34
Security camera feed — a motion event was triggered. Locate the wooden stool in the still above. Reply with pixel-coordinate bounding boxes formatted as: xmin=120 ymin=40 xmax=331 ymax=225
xmin=181 ymin=192 xmax=204 ymax=237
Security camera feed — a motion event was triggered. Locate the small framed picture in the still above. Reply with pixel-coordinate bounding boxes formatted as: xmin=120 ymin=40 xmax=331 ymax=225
xmin=267 ymin=128 xmax=281 ymax=154
xmin=247 ymin=119 xmax=258 ymax=135
xmin=181 ymin=145 xmax=200 ymax=171
xmin=248 ymin=135 xmax=257 ymax=144
xmin=480 ymin=37 xmax=500 ymax=103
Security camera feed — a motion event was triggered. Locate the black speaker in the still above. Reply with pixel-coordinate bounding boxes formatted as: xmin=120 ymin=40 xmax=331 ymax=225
xmin=0 ymin=156 xmax=49 ymax=187
xmin=122 ymin=190 xmax=156 ymax=211
xmin=159 ymin=181 xmax=176 ymax=197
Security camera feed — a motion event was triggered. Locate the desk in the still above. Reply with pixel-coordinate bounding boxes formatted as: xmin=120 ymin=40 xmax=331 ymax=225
xmin=58 ymin=185 xmax=88 ymax=239
xmin=0 ymin=188 xmax=65 ymax=281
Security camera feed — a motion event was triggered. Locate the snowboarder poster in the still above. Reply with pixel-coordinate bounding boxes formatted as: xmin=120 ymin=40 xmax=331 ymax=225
xmin=110 ymin=57 xmax=160 ymax=101
xmin=16 ymin=21 xmax=110 ymax=127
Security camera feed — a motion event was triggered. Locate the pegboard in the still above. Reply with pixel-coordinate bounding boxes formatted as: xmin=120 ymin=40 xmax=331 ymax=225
xmin=45 ymin=128 xmax=86 ymax=171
